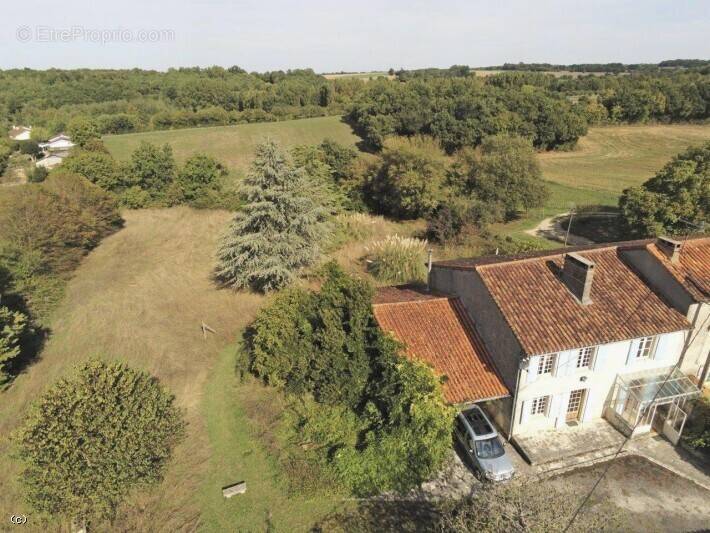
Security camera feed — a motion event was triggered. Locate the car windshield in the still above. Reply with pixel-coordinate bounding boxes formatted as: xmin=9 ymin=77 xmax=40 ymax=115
xmin=474 ymin=437 xmax=504 ymax=459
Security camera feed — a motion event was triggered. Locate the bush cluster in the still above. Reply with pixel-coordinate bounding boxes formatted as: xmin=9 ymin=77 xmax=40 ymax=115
xmin=60 ymin=140 xmax=235 ymax=209
xmin=245 ymin=264 xmax=453 ymax=495
xmin=0 ymin=173 xmax=121 ymax=316
xmin=362 ymin=134 xmax=547 ymax=241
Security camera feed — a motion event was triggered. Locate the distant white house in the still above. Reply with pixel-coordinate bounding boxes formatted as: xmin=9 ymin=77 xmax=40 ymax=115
xmin=39 ymin=134 xmax=75 ymax=154
xmin=35 ymin=155 xmax=65 ymax=170
xmin=8 ymin=125 xmax=32 ymax=141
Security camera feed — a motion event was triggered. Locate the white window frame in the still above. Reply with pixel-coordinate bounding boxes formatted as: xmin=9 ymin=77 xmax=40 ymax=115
xmin=635 ymin=336 xmax=656 ymax=360
xmin=538 ymin=353 xmax=557 ymax=376
xmin=576 ymin=346 xmax=596 ymax=369
xmin=530 ymin=395 xmax=549 ymax=416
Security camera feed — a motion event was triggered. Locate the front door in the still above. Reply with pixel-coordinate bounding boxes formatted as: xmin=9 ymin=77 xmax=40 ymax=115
xmin=566 ymin=388 xmax=586 ymax=423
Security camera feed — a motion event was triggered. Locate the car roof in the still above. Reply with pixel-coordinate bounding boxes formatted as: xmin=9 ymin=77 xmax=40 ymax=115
xmin=460 ymin=405 xmax=497 ymax=439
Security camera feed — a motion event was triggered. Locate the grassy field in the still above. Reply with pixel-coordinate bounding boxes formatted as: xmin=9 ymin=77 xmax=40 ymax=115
xmin=104 ymin=115 xmax=360 ymax=177
xmin=539 ymin=124 xmax=710 ymax=194
xmin=0 ymin=209 xmax=273 ymax=531
xmin=103 ymin=118 xmax=710 ymax=248
xmin=322 ymin=71 xmax=393 ymax=81
xmin=0 ymin=208 xmax=418 ymax=532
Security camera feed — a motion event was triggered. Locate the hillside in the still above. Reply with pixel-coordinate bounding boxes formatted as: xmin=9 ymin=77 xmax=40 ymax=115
xmin=104 ymin=115 xmax=361 ymax=176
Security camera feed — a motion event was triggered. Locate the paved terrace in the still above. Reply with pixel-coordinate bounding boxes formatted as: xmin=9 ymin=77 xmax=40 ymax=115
xmin=513 ymin=420 xmax=626 ymax=466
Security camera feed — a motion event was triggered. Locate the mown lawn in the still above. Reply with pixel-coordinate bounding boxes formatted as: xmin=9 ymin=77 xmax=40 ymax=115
xmin=104 ymin=115 xmax=360 ymax=177
xmin=198 ymin=345 xmax=345 ymax=532
xmin=538 ymin=124 xmax=710 ymax=194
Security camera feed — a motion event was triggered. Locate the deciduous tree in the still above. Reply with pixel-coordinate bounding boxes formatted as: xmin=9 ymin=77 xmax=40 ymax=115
xmin=14 ymin=360 xmax=186 ymax=526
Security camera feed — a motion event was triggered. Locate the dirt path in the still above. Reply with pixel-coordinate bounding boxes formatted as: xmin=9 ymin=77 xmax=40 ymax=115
xmin=525 ymin=211 xmax=595 ymax=246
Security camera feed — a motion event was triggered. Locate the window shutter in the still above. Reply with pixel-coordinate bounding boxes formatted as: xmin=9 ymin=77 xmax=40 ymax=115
xmin=547 ymin=394 xmax=561 ymax=426
xmin=520 ymin=400 xmax=530 ymax=425
xmin=527 ymin=356 xmax=541 ymax=383
xmin=653 ymin=335 xmax=675 ymax=363
xmin=555 ymin=392 xmax=570 ymax=428
xmin=554 ymin=352 xmax=567 ymax=376
xmin=591 ymin=345 xmax=604 ymax=371
xmin=582 ymin=388 xmax=596 ymax=422
xmin=625 ymin=340 xmax=639 ymax=366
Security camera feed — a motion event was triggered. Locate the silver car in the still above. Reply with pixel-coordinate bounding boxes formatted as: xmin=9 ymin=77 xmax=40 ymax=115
xmin=454 ymin=405 xmax=515 ymax=482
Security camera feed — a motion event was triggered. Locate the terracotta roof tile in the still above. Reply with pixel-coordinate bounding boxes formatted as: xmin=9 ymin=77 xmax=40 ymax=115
xmin=373 ymin=292 xmax=509 ymax=405
xmin=471 ymin=247 xmax=690 ymax=356
xmin=647 ymin=237 xmax=710 ymax=302
xmin=372 ymin=284 xmax=447 ymax=304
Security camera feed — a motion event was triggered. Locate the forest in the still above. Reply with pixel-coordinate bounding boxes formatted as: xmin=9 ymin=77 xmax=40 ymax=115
xmin=1 ymin=63 xmax=709 ymax=154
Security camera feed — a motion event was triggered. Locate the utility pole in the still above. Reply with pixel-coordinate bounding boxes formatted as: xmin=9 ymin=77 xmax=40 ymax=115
xmin=564 ymin=210 xmax=575 ymax=247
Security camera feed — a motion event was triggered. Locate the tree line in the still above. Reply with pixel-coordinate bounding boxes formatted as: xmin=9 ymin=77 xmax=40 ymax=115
xmin=0 ymin=66 xmax=363 ymax=137
xmin=2 ymin=64 xmax=709 ymax=151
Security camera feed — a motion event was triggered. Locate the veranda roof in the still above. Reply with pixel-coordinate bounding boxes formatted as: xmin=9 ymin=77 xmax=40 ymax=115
xmin=618 ymin=367 xmax=700 ymax=404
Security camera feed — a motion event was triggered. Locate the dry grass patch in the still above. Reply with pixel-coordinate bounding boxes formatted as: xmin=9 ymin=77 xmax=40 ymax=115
xmin=0 ymin=207 xmax=262 ymax=531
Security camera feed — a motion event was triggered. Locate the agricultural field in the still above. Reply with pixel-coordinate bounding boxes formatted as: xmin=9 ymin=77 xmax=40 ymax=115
xmin=539 ymin=124 xmax=710 ymax=194
xmin=322 ymin=71 xmax=393 ymax=80
xmin=104 ymin=115 xmax=361 ymax=176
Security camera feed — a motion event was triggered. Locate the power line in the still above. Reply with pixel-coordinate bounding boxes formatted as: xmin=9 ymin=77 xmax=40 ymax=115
xmin=563 ymin=221 xmax=706 ymax=531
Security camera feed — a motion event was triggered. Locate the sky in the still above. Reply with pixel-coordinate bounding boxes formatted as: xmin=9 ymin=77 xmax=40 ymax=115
xmin=2 ymin=0 xmax=709 ymax=72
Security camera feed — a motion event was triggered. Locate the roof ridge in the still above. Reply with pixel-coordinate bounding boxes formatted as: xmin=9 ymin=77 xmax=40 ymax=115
xmin=372 ymin=295 xmax=455 ymax=307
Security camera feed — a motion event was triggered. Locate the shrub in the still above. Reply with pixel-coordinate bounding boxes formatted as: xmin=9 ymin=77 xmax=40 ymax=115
xmin=118 ymin=185 xmax=152 ymax=208
xmin=26 ymin=165 xmax=48 ymax=183
xmin=176 ymin=153 xmax=225 ymax=205
xmin=450 ymin=135 xmax=548 ymax=223
xmin=127 ymin=141 xmax=177 ymax=194
xmin=245 ymin=264 xmax=453 ymax=495
xmin=14 ymin=360 xmax=186 ymax=526
xmin=426 ymin=204 xmax=465 ymax=243
xmin=365 ymin=235 xmax=428 ymax=283
xmin=0 ymin=173 xmax=122 ymax=275
xmin=683 ymin=397 xmax=710 ymax=450
xmin=60 ymin=150 xmax=124 ymax=191
xmin=619 ymin=141 xmax=709 ymax=237
xmin=0 ymin=305 xmax=32 ymax=385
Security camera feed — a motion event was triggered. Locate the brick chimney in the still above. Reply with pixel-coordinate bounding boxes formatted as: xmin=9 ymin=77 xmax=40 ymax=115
xmin=562 ymin=252 xmax=595 ymax=305
xmin=657 ymin=236 xmax=682 ymax=264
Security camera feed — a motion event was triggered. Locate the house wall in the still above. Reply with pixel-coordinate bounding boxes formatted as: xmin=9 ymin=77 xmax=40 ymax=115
xmin=429 ymin=266 xmax=523 ymax=391
xmin=513 ymin=330 xmax=687 ymax=436
xmin=683 ymin=302 xmax=710 ymax=382
xmin=623 ymin=249 xmax=709 ymax=383
xmin=621 ymin=249 xmax=694 ymax=313
xmin=481 ymin=397 xmax=513 ymax=439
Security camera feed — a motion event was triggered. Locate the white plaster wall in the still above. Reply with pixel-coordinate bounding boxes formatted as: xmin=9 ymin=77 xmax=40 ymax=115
xmin=512 ymin=330 xmax=686 ymax=436
xmin=681 ymin=302 xmax=710 ymax=382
